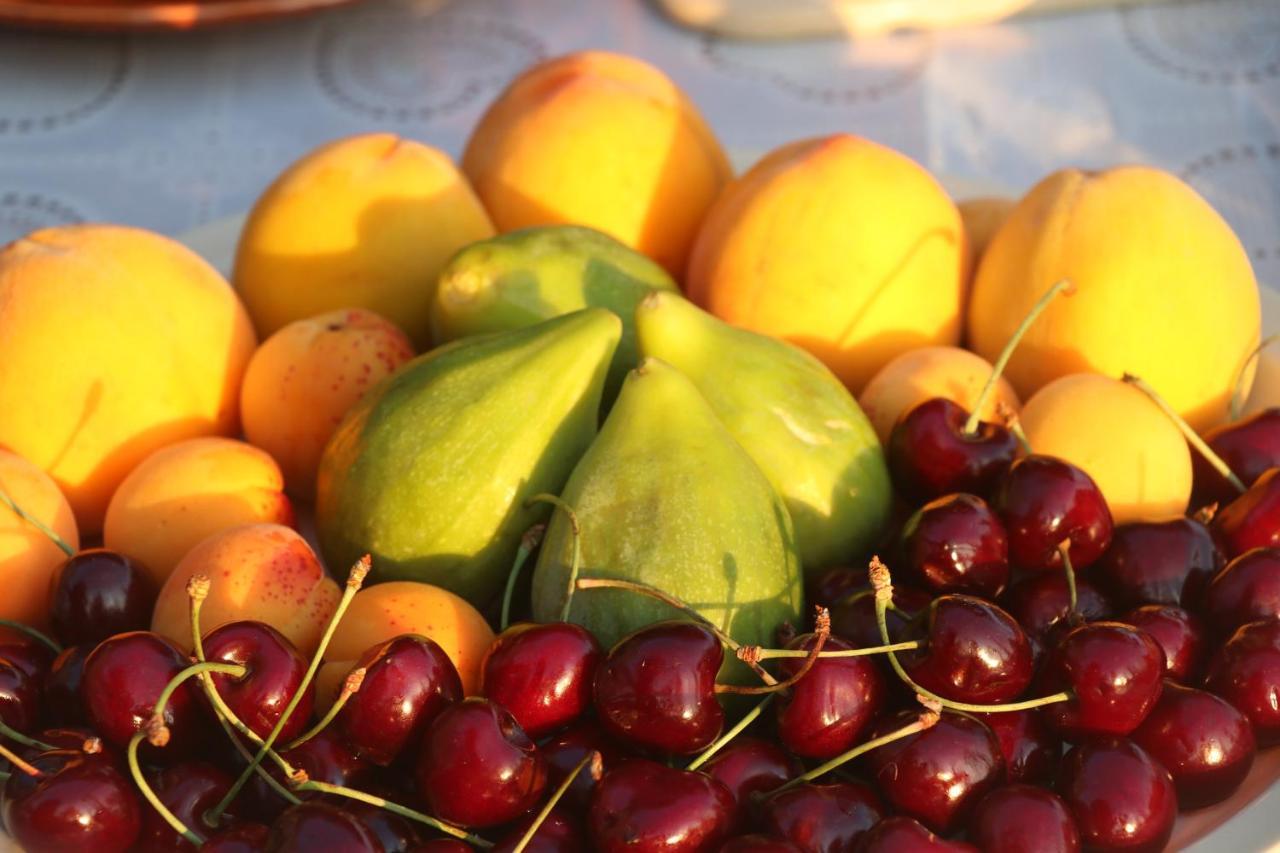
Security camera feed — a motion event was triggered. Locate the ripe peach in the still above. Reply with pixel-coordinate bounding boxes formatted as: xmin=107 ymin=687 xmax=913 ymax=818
xmin=687 ymin=134 xmax=965 ymax=393
xmin=239 ymin=308 xmax=415 ymax=499
xmin=858 ymin=346 xmax=1020 ymax=444
xmin=0 ymin=448 xmax=79 ymax=641
xmin=151 ymin=523 xmax=339 ymax=657
xmin=234 ymin=134 xmax=495 ymax=349
xmin=968 ymin=166 xmax=1260 ymax=431
xmin=0 ymin=225 xmax=256 ymax=533
xmin=103 ymin=438 xmax=294 ymax=588
xmin=462 ymin=51 xmax=732 ymax=276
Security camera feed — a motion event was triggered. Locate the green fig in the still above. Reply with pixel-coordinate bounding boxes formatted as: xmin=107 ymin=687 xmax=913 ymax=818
xmin=531 ymin=358 xmax=804 ymax=654
xmin=635 ymin=291 xmax=891 ymax=575
xmin=430 ymin=225 xmax=680 ymax=402
xmin=316 ymin=308 xmax=621 ymax=606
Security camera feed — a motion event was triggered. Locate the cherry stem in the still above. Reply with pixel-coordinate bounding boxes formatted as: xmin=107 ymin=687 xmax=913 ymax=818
xmin=999 ymin=402 xmax=1033 ymax=455
xmin=743 ymin=640 xmax=920 ymax=660
xmin=292 ymin=778 xmax=492 ymax=848
xmin=146 ymin=661 xmax=248 ymax=747
xmin=770 ymin=705 xmax=941 ymax=793
xmin=1123 ymin=373 xmax=1246 ymax=494
xmin=0 ymin=771 xmax=8 ymax=784
xmin=686 ymin=694 xmax=775 ymax=771
xmin=720 ymin=607 xmax=831 ymax=695
xmin=282 ymin=667 xmax=365 ymax=751
xmin=0 ymin=619 xmax=62 ymax=655
xmin=1229 ymin=333 xmax=1280 ymax=421
xmin=0 ymin=741 xmax=41 ymax=777
xmin=964 ymin=278 xmax=1073 ymax=436
xmin=510 ymin=751 xmax=601 ymax=853
xmin=528 ymin=493 xmax=583 ymax=623
xmin=869 ymin=557 xmax=1071 ymax=714
xmin=500 ymin=524 xmax=545 ymax=632
xmin=1058 ymin=539 xmax=1079 ymax=618
xmin=127 ymin=731 xmax=203 ymax=844
xmin=0 ymin=485 xmax=75 ymax=558
xmin=0 ymin=719 xmax=56 ymax=753
xmin=207 ymin=554 xmax=370 ymax=824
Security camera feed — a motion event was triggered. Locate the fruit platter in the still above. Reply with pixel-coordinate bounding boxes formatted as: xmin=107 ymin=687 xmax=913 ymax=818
xmin=2 ymin=49 xmax=1280 ymax=852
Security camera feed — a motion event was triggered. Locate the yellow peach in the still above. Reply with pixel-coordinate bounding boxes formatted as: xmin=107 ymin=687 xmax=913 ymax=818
xmin=239 ymin=308 xmax=415 ymax=499
xmin=0 ymin=225 xmax=256 ymax=533
xmin=858 ymin=346 xmax=1021 ymax=444
xmin=1020 ymin=373 xmax=1192 ymax=524
xmin=103 ymin=438 xmax=294 ymax=588
xmin=151 ymin=523 xmax=339 ymax=657
xmin=968 ymin=167 xmax=1260 ymax=431
xmin=462 ymin=51 xmax=732 ymax=277
xmin=234 ymin=134 xmax=495 ymax=349
xmin=323 ymin=581 xmax=494 ymax=696
xmin=687 ymin=134 xmax=966 ymax=393
xmin=0 ymin=448 xmax=79 ymax=641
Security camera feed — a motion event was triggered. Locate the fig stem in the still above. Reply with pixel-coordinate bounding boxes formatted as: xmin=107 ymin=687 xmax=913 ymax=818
xmin=1123 ymin=373 xmax=1246 ymax=494
xmin=746 ymin=640 xmax=921 ymax=659
xmin=0 ymin=485 xmax=75 ymax=558
xmin=510 ymin=751 xmax=600 ymax=853
xmin=718 ymin=607 xmax=832 ymax=695
xmin=500 ymin=524 xmax=545 ymax=632
xmin=1229 ymin=333 xmax=1280 ymax=421
xmin=0 ymin=619 xmax=62 ymax=655
xmin=282 ymin=667 xmax=365 ymax=752
xmin=527 ymin=493 xmax=583 ymax=623
xmin=964 ymin=279 xmax=1072 ymax=436
xmin=292 ymin=778 xmax=492 ymax=848
xmin=207 ymin=555 xmax=370 ymax=824
xmin=0 ymin=741 xmax=41 ymax=777
xmin=686 ymin=694 xmax=775 ymax=771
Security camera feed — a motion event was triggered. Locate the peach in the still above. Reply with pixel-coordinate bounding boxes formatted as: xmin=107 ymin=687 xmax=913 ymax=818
xmin=687 ymin=134 xmax=966 ymax=393
xmin=151 ymin=523 xmax=339 ymax=657
xmin=462 ymin=51 xmax=732 ymax=277
xmin=234 ymin=134 xmax=495 ymax=349
xmin=0 ymin=225 xmax=256 ymax=534
xmin=103 ymin=437 xmax=294 ymax=588
xmin=858 ymin=346 xmax=1021 ymax=444
xmin=0 ymin=448 xmax=79 ymax=641
xmin=968 ymin=166 xmax=1260 ymax=431
xmin=239 ymin=308 xmax=416 ymax=499
xmin=321 ymin=581 xmax=494 ymax=697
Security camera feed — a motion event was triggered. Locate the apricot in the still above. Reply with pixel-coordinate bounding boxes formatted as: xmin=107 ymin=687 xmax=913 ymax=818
xmin=151 ymin=523 xmax=339 ymax=657
xmin=0 ymin=448 xmax=79 ymax=640
xmin=1020 ymin=373 xmax=1192 ymax=525
xmin=322 ymin=581 xmax=494 ymax=697
xmin=958 ymin=196 xmax=1014 ymax=283
xmin=102 ymin=438 xmax=294 ymax=588
xmin=234 ymin=134 xmax=494 ymax=349
xmin=0 ymin=225 xmax=256 ymax=533
xmin=462 ymin=51 xmax=732 ymax=277
xmin=240 ymin=308 xmax=415 ymax=499
xmin=968 ymin=166 xmax=1260 ymax=431
xmin=858 ymin=346 xmax=1021 ymax=444
xmin=686 ymin=134 xmax=965 ymax=392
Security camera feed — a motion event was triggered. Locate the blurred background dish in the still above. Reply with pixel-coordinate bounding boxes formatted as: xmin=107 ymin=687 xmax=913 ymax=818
xmin=0 ymin=0 xmax=361 ymax=32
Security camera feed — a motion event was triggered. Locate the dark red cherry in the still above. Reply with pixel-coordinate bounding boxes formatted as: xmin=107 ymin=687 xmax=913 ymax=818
xmin=492 ymin=808 xmax=584 ymax=853
xmin=1119 ymin=605 xmax=1206 ymax=683
xmin=888 ymin=398 xmax=1019 ymax=503
xmin=416 ymin=697 xmax=546 ymax=827
xmin=589 ymin=759 xmax=734 ymax=853
xmin=1057 ymin=737 xmax=1176 ymax=853
xmin=82 ymin=631 xmax=206 ymax=761
xmin=759 ymin=781 xmax=884 ymax=853
xmin=1205 ymin=618 xmax=1280 ymax=746
xmin=899 ymin=493 xmax=1010 ymax=597
xmin=1203 ymin=547 xmax=1280 ymax=635
xmin=1193 ymin=408 xmax=1280 ymax=506
xmin=346 ymin=800 xmax=421 ymax=853
xmin=409 ymin=842 xmax=473 ymax=853
xmin=995 ymin=455 xmax=1113 ymax=571
xmin=699 ymin=737 xmax=800 ymax=831
xmin=718 ymin=837 xmax=802 ymax=853
xmin=1093 ymin=518 xmax=1223 ymax=609
xmin=902 ymin=595 xmax=1032 ymax=704
xmin=0 ymin=656 xmax=38 ymax=733
xmin=829 ymin=586 xmax=930 ymax=649
xmin=1131 ymin=680 xmax=1256 ymax=810
xmin=482 ymin=621 xmax=600 ymax=738
xmin=203 ymin=621 xmax=313 ymax=744
xmin=773 ymin=633 xmax=883 ymax=759
xmin=0 ymin=640 xmax=54 ymax=683
xmin=201 ymin=823 xmax=271 ymax=853
xmin=1213 ymin=467 xmax=1280 ymax=558
xmin=862 ymin=711 xmax=1004 ymax=834
xmin=541 ymin=718 xmax=626 ymax=812
xmin=593 ymin=621 xmax=724 ymax=755
xmin=973 ymin=710 xmax=1060 ymax=785
xmin=969 ymin=785 xmax=1080 ymax=853
xmin=1037 ymin=622 xmax=1164 ymax=739
xmin=43 ymin=644 xmax=90 ymax=726
xmin=808 ymin=566 xmax=867 ymax=609
xmin=50 ymin=549 xmax=156 ymax=647
xmin=241 ymin=727 xmax=373 ymax=823
xmin=136 ymin=761 xmax=237 ymax=851
xmin=266 ymin=801 xmax=380 ymax=851
xmin=1002 ymin=571 xmax=1113 ymax=646
xmin=339 ymin=634 xmax=462 ymax=765
xmin=1 ymin=749 xmax=141 ymax=853
xmin=858 ymin=816 xmax=979 ymax=852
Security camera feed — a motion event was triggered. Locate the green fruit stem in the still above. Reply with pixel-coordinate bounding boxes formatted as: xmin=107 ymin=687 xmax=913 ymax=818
xmin=1230 ymin=333 xmax=1280 ymax=421
xmin=501 ymin=524 xmax=546 ymax=632
xmin=128 ymin=731 xmax=202 ymax=844
xmin=0 ymin=741 xmax=40 ymax=777
xmin=770 ymin=706 xmax=941 ymax=793
xmin=292 ymin=778 xmax=491 ymax=848
xmin=1124 ymin=373 xmax=1246 ymax=494
xmin=0 ymin=720 xmax=55 ymax=754
xmin=0 ymin=619 xmax=62 ymax=655
xmin=686 ymin=694 xmax=775 ymax=772
xmin=745 ymin=640 xmax=920 ymax=659
xmin=283 ymin=667 xmax=365 ymax=752
xmin=510 ymin=751 xmax=601 ymax=853
xmin=0 ymin=486 xmax=74 ymax=558
xmin=1059 ymin=540 xmax=1080 ymax=619
xmin=720 ymin=607 xmax=831 ymax=696
xmin=527 ymin=493 xmax=583 ymax=622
